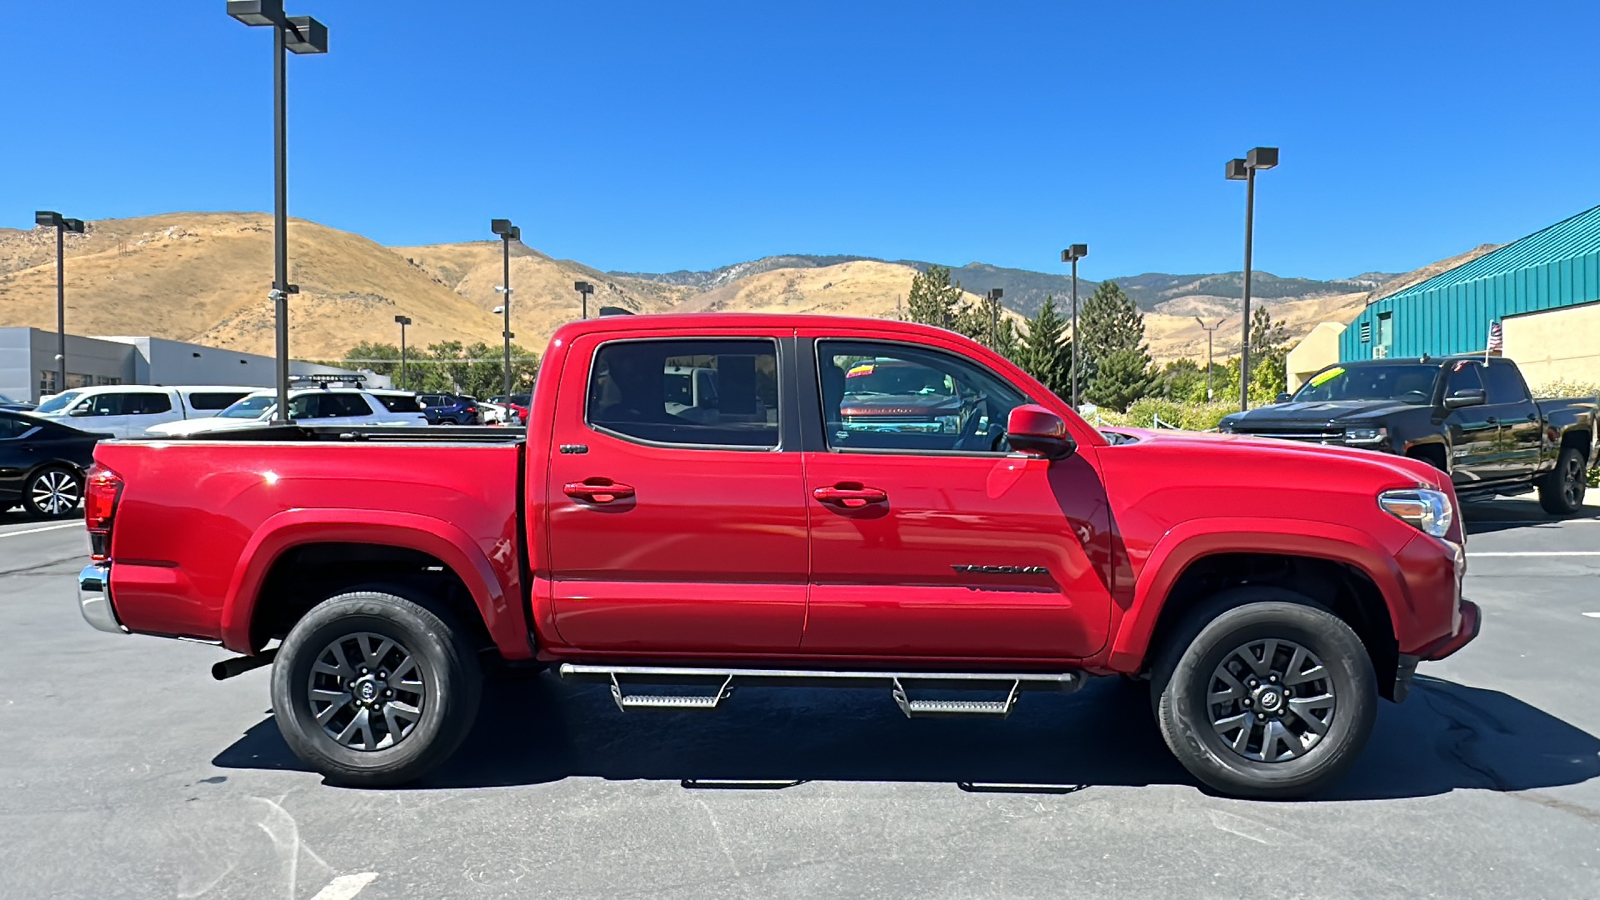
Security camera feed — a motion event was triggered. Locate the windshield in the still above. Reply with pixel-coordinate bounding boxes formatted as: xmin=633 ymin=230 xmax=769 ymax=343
xmin=218 ymin=395 xmax=276 ymax=418
xmin=1292 ymin=364 xmax=1438 ymax=404
xmin=34 ymin=391 xmax=84 ymax=414
xmin=844 ymin=361 xmax=954 ymax=396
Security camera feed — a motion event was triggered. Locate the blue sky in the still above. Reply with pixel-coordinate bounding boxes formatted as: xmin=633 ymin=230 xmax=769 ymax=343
xmin=5 ymin=1 xmax=1598 ymax=281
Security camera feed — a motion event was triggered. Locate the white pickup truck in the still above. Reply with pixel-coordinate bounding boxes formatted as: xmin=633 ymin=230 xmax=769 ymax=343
xmin=30 ymin=385 xmax=255 ymax=439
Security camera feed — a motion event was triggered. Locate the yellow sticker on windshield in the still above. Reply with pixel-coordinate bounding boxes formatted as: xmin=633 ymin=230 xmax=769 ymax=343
xmin=1309 ymin=367 xmax=1344 ymax=387
xmin=846 ymin=364 xmax=875 ymax=377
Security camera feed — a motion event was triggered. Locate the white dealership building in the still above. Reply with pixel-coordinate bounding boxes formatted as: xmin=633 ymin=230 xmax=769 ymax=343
xmin=0 ymin=328 xmax=388 ymax=403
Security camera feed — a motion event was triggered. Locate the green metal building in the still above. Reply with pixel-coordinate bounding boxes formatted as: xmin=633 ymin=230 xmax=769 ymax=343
xmin=1342 ymin=203 xmax=1600 ymax=362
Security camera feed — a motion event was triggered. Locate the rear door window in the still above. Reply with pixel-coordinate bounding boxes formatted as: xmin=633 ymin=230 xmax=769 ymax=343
xmin=374 ymin=394 xmax=422 ymax=413
xmin=0 ymin=415 xmax=31 ymax=439
xmin=1483 ymin=362 xmax=1529 ymax=404
xmin=187 ymin=391 xmax=248 ymax=410
xmin=587 ymin=339 xmax=779 ymax=448
xmin=321 ymin=393 xmax=374 ymax=418
xmin=127 ymin=393 xmax=173 ymax=415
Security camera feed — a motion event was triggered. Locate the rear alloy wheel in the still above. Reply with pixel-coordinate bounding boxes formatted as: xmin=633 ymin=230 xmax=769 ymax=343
xmin=1538 ymin=446 xmax=1588 ymax=515
xmin=25 ymin=467 xmax=82 ymax=520
xmin=1153 ymin=591 xmax=1376 ymax=799
xmin=271 ymin=589 xmax=482 ymax=786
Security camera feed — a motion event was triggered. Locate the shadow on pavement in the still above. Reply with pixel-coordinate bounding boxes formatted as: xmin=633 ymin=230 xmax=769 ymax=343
xmin=1461 ymin=498 xmax=1598 ymax=536
xmin=212 ymin=673 xmax=1600 ymax=801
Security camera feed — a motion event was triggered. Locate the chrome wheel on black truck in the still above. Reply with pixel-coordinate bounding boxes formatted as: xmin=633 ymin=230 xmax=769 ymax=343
xmin=271 ymin=589 xmax=482 ymax=786
xmin=1152 ymin=589 xmax=1377 ymax=799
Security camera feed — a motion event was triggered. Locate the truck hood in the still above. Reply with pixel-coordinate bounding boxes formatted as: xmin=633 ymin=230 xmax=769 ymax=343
xmin=1105 ymin=426 xmax=1447 ymax=490
xmin=1223 ymin=399 xmax=1425 ymax=429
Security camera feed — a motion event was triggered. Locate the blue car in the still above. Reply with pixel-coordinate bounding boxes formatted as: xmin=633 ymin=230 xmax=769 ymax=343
xmin=418 ymin=394 xmax=481 ymax=426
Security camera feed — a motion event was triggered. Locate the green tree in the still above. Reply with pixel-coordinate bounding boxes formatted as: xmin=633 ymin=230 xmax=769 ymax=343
xmin=1247 ymin=307 xmax=1292 ymax=402
xmin=1016 ymin=295 xmax=1072 ymax=400
xmin=341 ymin=341 xmax=402 ymax=377
xmin=906 ymin=265 xmax=965 ymax=330
xmin=1078 ymin=281 xmax=1154 ymax=410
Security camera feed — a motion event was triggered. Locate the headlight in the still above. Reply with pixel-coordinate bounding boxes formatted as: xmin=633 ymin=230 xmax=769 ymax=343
xmin=935 ymin=414 xmax=961 ymax=433
xmin=1378 ymin=488 xmax=1453 ymax=537
xmin=1345 ymin=426 xmax=1388 ymax=445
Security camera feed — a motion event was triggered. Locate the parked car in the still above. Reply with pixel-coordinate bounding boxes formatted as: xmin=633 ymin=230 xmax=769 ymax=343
xmin=488 ymin=394 xmax=530 ymax=425
xmin=145 ymin=388 xmax=427 ymax=437
xmin=76 ymin=314 xmax=1478 ymax=799
xmin=30 ymin=385 xmax=255 ymax=439
xmin=1219 ymin=356 xmax=1597 ymax=514
xmin=0 ymin=410 xmax=110 ymax=519
xmin=0 ymin=394 xmax=36 ymax=412
xmin=417 ymin=394 xmax=482 ymax=425
xmin=832 ymin=356 xmax=969 ymax=436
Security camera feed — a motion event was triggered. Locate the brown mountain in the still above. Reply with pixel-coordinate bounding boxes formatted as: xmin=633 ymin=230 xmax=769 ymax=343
xmin=0 ymin=212 xmax=1487 ymax=367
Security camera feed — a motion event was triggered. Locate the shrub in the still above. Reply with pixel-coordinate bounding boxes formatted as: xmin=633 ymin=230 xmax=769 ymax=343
xmin=1531 ymin=379 xmax=1600 ymax=400
xmin=1124 ymin=398 xmax=1237 ymax=431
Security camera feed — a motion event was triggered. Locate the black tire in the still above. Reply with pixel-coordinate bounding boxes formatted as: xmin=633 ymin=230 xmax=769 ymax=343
xmin=1151 ymin=588 xmax=1377 ymax=799
xmin=23 ymin=466 xmax=82 ymax=520
xmin=271 ymin=588 xmax=482 ymax=787
xmin=1538 ymin=445 xmax=1589 ymax=516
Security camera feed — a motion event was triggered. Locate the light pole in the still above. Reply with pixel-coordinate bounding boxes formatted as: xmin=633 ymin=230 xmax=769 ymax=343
xmin=35 ymin=211 xmax=85 ymax=395
xmin=574 ymin=281 xmax=595 ymax=320
xmin=1225 ymin=147 xmax=1278 ymax=411
xmin=491 ymin=219 xmax=520 ymax=399
xmin=227 ymin=0 xmax=329 ymax=424
xmin=985 ymin=288 xmax=1004 ymax=350
xmin=1060 ymin=244 xmax=1088 ymax=409
xmin=394 ymin=315 xmax=412 ymax=390
xmin=1194 ymin=317 xmax=1223 ymax=401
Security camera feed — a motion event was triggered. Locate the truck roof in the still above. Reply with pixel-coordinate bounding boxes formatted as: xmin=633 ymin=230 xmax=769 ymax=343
xmin=549 ymin=313 xmax=961 ymax=343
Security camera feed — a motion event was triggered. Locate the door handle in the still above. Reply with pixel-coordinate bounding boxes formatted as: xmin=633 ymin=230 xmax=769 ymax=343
xmin=1486 ymin=416 xmax=1498 ymax=425
xmin=813 ymin=485 xmax=888 ymax=508
xmin=564 ymin=479 xmax=635 ymax=503
xmin=1527 ymin=413 xmax=1538 ymax=422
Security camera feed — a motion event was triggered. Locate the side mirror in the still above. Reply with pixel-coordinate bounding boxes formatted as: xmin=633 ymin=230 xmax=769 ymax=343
xmin=1443 ymin=388 xmax=1485 ymax=410
xmin=1274 ymin=392 xmax=1292 ymax=404
xmin=68 ymin=407 xmax=91 ymax=417
xmin=1005 ymin=404 xmax=1076 ymax=460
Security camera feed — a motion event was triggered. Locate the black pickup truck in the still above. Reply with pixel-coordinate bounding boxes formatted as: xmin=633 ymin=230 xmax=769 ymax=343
xmin=1219 ymin=355 xmax=1597 ymax=514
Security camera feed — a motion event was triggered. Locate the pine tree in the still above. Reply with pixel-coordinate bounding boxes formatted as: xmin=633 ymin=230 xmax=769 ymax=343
xmin=1247 ymin=307 xmax=1292 ymax=402
xmin=1016 ymin=295 xmax=1072 ymax=400
xmin=1078 ymin=281 xmax=1154 ymax=410
xmin=907 ymin=265 xmax=965 ymax=330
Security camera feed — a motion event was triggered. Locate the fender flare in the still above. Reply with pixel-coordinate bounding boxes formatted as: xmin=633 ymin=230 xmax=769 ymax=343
xmin=1106 ymin=517 xmax=1406 ymax=672
xmin=218 ymin=508 xmax=526 ymax=657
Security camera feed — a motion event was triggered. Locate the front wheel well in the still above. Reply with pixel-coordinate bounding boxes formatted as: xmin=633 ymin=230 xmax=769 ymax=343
xmin=1406 ymin=442 xmax=1449 ymax=473
xmin=251 ymin=542 xmax=497 ymax=660
xmin=1143 ymin=552 xmax=1401 ymax=700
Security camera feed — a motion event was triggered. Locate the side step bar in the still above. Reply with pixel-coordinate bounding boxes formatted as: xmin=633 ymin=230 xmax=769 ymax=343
xmin=559 ymin=664 xmax=1081 ymax=718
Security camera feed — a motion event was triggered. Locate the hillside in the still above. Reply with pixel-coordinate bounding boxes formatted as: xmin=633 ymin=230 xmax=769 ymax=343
xmin=0 ymin=212 xmax=494 ymax=359
xmin=0 ymin=211 xmax=1494 ymax=371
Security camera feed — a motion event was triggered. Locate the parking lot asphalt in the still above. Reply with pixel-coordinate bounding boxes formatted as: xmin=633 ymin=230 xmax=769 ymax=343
xmin=2 ymin=498 xmax=1598 ymax=900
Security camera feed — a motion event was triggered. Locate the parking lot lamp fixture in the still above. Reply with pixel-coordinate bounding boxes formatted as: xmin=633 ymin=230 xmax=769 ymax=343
xmin=226 ymin=0 xmax=329 ymax=424
xmin=394 ymin=315 xmax=412 ymax=390
xmin=35 ymin=211 xmax=86 ymax=395
xmin=1225 ymin=147 xmax=1278 ymax=411
xmin=1194 ymin=317 xmax=1223 ymax=401
xmin=574 ymin=281 xmax=595 ymax=320
xmin=985 ymin=288 xmax=1004 ymax=349
xmin=1059 ymin=244 xmax=1088 ymax=408
xmin=491 ymin=219 xmax=520 ymax=398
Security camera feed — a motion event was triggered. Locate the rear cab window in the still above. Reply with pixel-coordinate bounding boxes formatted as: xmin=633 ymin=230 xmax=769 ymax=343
xmin=186 ymin=391 xmax=250 ymax=411
xmin=374 ymin=394 xmax=422 ymax=413
xmin=587 ymin=339 xmax=780 ymax=449
xmin=1483 ymin=361 xmax=1530 ymax=404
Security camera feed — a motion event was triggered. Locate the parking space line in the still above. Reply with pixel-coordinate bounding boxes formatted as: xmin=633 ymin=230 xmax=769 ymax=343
xmin=310 ymin=873 xmax=378 ymax=900
xmin=0 ymin=522 xmax=82 ymax=539
xmin=1468 ymin=551 xmax=1600 ymax=557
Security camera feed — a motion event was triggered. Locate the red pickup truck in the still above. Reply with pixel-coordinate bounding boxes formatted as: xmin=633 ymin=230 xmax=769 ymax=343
xmin=76 ymin=314 xmax=1479 ymax=798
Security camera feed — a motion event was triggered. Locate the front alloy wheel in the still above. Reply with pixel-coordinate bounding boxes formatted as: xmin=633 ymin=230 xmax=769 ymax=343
xmin=1539 ymin=446 xmax=1589 ymax=515
xmin=1206 ymin=639 xmax=1336 ymax=763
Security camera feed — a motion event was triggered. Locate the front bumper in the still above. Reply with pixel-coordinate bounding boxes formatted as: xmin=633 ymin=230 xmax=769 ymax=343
xmin=1393 ymin=598 xmax=1481 ymax=702
xmin=78 ymin=564 xmax=127 ymax=635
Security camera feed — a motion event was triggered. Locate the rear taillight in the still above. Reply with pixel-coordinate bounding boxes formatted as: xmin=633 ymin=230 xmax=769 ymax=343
xmin=84 ymin=463 xmax=123 ymax=562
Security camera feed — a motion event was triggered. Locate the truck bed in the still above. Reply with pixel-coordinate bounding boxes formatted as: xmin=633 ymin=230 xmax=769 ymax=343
xmin=95 ymin=425 xmax=527 ymax=652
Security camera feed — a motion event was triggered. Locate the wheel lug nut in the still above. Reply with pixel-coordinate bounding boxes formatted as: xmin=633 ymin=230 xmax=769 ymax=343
xmin=1268 ymin=675 xmax=1279 ymax=683
xmin=385 ymin=690 xmax=393 ymax=697
xmin=1242 ymin=698 xmax=1252 ymax=707
xmin=360 ymin=668 xmax=369 ymax=675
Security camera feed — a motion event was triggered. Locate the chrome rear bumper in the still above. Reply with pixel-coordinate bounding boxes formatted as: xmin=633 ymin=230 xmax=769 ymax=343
xmin=78 ymin=564 xmax=127 ymax=635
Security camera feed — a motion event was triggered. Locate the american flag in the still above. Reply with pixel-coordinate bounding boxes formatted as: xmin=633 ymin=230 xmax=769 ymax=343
xmin=1487 ymin=321 xmax=1504 ymax=353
